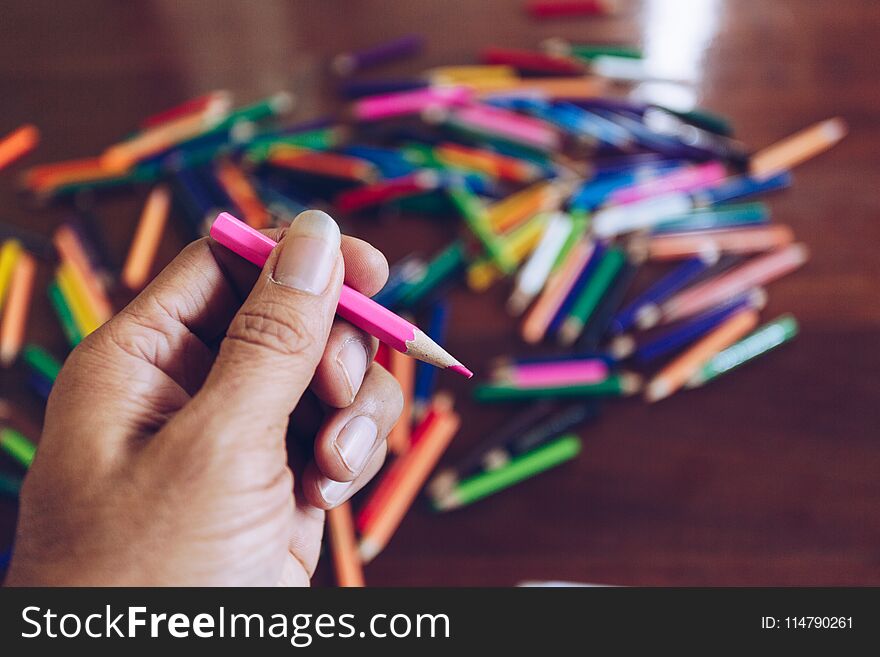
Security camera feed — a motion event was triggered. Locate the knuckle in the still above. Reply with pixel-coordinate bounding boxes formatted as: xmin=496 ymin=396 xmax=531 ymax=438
xmin=225 ymin=301 xmax=319 ymax=359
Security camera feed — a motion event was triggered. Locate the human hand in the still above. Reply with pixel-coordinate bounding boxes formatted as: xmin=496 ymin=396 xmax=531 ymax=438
xmin=6 ymin=210 xmax=403 ymax=586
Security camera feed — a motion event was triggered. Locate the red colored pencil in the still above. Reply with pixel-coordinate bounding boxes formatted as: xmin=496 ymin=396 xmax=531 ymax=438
xmin=481 ymin=47 xmax=587 ymax=76
xmin=526 ymin=0 xmax=618 ymax=19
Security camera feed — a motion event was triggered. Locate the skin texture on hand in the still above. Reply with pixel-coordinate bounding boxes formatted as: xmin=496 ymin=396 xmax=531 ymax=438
xmin=5 ymin=211 xmax=403 ymax=586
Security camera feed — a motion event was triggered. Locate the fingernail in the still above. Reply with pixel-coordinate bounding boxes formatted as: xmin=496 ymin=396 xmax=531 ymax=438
xmin=319 ymin=478 xmax=353 ymax=507
xmin=337 ymin=339 xmax=369 ymax=402
xmin=273 ymin=210 xmax=341 ymax=294
xmin=333 ymin=415 xmax=378 ymax=475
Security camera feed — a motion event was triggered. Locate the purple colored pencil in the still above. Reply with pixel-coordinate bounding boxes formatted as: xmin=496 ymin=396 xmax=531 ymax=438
xmin=610 ymin=256 xmax=714 ymax=334
xmin=340 ymin=78 xmax=429 ymax=99
xmin=631 ymin=291 xmax=762 ymax=364
xmin=332 ymin=34 xmax=424 ymax=76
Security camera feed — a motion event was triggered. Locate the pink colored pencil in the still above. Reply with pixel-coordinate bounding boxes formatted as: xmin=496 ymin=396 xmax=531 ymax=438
xmin=445 ymin=104 xmax=562 ymax=152
xmin=499 ymin=359 xmax=610 ymax=387
xmin=660 ymin=243 xmax=808 ymax=323
xmin=210 ymin=212 xmax=472 ymax=377
xmin=646 ymin=224 xmax=795 ymax=260
xmin=609 ymin=162 xmax=727 ymax=205
xmin=352 ymin=86 xmax=472 ymax=122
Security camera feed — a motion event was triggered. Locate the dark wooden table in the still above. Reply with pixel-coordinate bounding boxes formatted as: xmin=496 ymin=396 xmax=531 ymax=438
xmin=1 ymin=0 xmax=878 ymax=586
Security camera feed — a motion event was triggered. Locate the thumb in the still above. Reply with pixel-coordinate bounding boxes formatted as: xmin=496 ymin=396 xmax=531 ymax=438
xmin=184 ymin=209 xmax=343 ymax=440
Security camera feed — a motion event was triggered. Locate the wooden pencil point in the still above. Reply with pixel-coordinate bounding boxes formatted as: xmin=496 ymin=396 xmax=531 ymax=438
xmin=405 ymin=328 xmax=471 ymax=377
xmin=358 ymin=538 xmax=381 ymax=564
xmin=644 ymin=378 xmax=671 ymax=403
xmin=610 ymin=334 xmax=635 ymax=359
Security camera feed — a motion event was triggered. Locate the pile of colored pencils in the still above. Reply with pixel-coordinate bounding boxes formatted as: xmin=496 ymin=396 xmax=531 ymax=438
xmin=0 ymin=18 xmax=847 ymax=585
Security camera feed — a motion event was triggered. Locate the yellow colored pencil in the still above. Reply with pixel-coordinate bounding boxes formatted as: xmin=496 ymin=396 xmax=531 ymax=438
xmin=56 ymin=264 xmax=102 ymax=336
xmin=0 ymin=239 xmax=23 ymax=310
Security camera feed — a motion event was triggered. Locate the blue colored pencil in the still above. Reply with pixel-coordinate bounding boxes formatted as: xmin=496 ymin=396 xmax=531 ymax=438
xmin=172 ymin=166 xmax=217 ymax=218
xmin=413 ymin=300 xmax=450 ymax=417
xmin=610 ymin=256 xmax=713 ymax=334
xmin=0 ymin=548 xmax=10 ymax=570
xmin=696 ymin=171 xmax=792 ymax=206
xmin=372 ymin=255 xmax=427 ymax=309
xmin=253 ymin=178 xmax=308 ymax=223
xmin=341 ymin=145 xmax=417 ymax=179
xmin=592 ymin=109 xmax=712 ymax=160
xmin=592 ymin=153 xmax=685 ymax=177
xmin=548 ymin=241 xmax=606 ymax=335
xmin=27 ymin=372 xmax=53 ymax=400
xmin=627 ymin=291 xmax=763 ymax=364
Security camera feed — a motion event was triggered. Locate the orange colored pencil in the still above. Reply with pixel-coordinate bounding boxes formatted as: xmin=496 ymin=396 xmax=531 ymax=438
xmin=21 ymin=157 xmax=110 ymax=193
xmin=646 ymin=225 xmax=795 ymax=260
xmin=358 ymin=395 xmax=460 ymax=563
xmin=0 ymin=251 xmax=36 ymax=366
xmin=434 ymin=143 xmax=542 ymax=183
xmin=326 ymin=502 xmax=365 ymax=587
xmin=0 ymin=125 xmax=40 ymax=171
xmin=355 ymin=400 xmax=447 ymax=534
xmin=214 ymin=160 xmax=270 ymax=229
xmin=475 ymin=76 xmax=608 ymax=99
xmin=487 ymin=181 xmax=563 ymax=233
xmin=386 ymin=346 xmax=416 ymax=455
xmin=121 ymin=185 xmax=172 ymax=291
xmin=101 ymin=110 xmax=220 ymax=173
xmin=53 ymin=225 xmax=114 ymax=322
xmin=521 ymin=237 xmax=594 ymax=343
xmin=266 ymin=148 xmax=378 ymax=183
xmin=750 ymin=117 xmax=847 ymax=181
xmin=645 ymin=308 xmax=760 ymax=403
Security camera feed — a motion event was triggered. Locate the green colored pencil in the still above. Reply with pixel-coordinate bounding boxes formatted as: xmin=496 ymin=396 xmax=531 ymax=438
xmin=0 ymin=472 xmax=23 ymax=498
xmin=245 ymin=127 xmax=344 ymax=162
xmin=47 ymin=281 xmax=82 ymax=347
xmin=446 ymin=183 xmax=514 ymax=273
xmin=551 ymin=209 xmax=590 ymax=271
xmin=433 ymin=434 xmax=582 ymax=511
xmin=400 ymin=143 xmax=447 ymax=169
xmin=22 ymin=344 xmax=62 ymax=383
xmin=660 ymin=106 xmax=732 ymax=137
xmin=397 ymin=240 xmax=467 ymax=308
xmin=652 ymin=202 xmax=770 ymax=234
xmin=474 ymin=373 xmax=641 ymax=402
xmin=570 ymin=44 xmax=642 ymax=61
xmin=559 ymin=246 xmax=627 ymax=345
xmin=687 ymin=314 xmax=799 ymax=388
xmin=0 ymin=427 xmax=37 ymax=469
xmin=213 ymin=91 xmax=295 ymax=131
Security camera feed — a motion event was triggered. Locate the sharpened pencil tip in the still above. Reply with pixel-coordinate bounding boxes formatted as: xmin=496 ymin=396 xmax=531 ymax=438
xmin=449 ymin=364 xmax=473 ymax=378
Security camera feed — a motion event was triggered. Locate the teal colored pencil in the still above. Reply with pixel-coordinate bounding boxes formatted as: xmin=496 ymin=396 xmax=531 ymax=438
xmin=686 ymin=314 xmax=799 ymax=387
xmin=652 ymin=202 xmax=770 ymax=234
xmin=433 ymin=434 xmax=582 ymax=511
xmin=0 ymin=471 xmax=23 ymax=498
xmin=47 ymin=282 xmax=82 ymax=347
xmin=559 ymin=246 xmax=626 ymax=345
